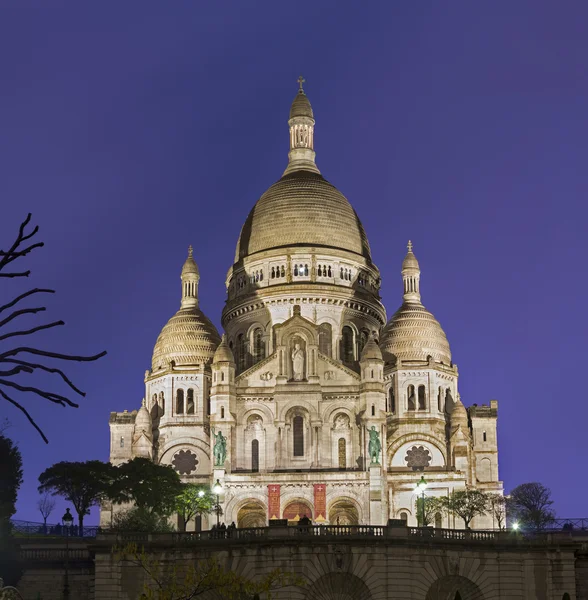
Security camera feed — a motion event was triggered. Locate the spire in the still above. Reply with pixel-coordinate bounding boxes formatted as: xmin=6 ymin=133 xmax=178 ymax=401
xmin=402 ymin=240 xmax=421 ymax=304
xmin=283 ymin=76 xmax=320 ymax=175
xmin=181 ymin=245 xmax=200 ymax=309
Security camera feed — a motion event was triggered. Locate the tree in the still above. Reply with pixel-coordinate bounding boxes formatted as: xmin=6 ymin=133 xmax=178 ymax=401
xmin=37 ymin=491 xmax=56 ymax=530
xmin=111 ymin=458 xmax=182 ymax=516
xmin=487 ymin=493 xmax=507 ymax=530
xmin=115 ymin=543 xmax=305 ymax=600
xmin=112 ymin=507 xmax=175 ymax=533
xmin=38 ymin=460 xmax=114 ymax=534
xmin=175 ymin=484 xmax=215 ymax=532
xmin=439 ymin=489 xmax=488 ymax=530
xmin=0 ymin=431 xmax=24 ymax=585
xmin=0 ymin=214 xmax=106 ymax=443
xmin=415 ymin=496 xmax=442 ymax=527
xmin=507 ymin=482 xmax=555 ymax=532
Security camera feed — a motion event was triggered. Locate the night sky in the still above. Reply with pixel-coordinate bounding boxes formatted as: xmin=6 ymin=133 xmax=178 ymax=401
xmin=1 ymin=2 xmax=586 ymax=524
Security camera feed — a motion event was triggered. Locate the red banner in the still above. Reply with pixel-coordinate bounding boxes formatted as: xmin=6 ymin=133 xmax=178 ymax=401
xmin=268 ymin=484 xmax=281 ymax=520
xmin=314 ymin=483 xmax=326 ymax=522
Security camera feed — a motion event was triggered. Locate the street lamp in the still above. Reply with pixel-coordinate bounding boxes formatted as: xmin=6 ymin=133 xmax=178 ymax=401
xmin=415 ymin=475 xmax=427 ymax=527
xmin=512 ymin=521 xmax=520 ymax=531
xmin=213 ymin=479 xmax=223 ymax=527
xmin=61 ymin=508 xmax=74 ymax=599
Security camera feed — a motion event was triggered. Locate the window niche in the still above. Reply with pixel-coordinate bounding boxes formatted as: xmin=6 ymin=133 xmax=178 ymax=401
xmin=293 ymin=415 xmax=304 ymax=457
xmin=176 ymin=389 xmax=184 ymax=414
xmin=407 ymin=385 xmax=416 ymax=411
xmin=418 ymin=385 xmax=426 ymax=410
xmin=186 ymin=388 xmax=195 ymax=415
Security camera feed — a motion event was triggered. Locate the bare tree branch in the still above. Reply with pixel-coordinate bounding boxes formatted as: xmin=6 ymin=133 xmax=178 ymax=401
xmin=0 ymin=389 xmax=49 ymax=444
xmin=0 ymin=306 xmax=46 ymax=329
xmin=0 ymin=378 xmax=79 ymax=407
xmin=0 ymin=319 xmax=64 ymax=343
xmin=0 ymin=270 xmax=32 ymax=278
xmin=1 ymin=358 xmax=84 ymax=395
xmin=0 ymin=365 xmax=33 ymax=377
xmin=0 ymin=288 xmax=55 ymax=314
xmin=0 ymin=346 xmax=106 ymax=363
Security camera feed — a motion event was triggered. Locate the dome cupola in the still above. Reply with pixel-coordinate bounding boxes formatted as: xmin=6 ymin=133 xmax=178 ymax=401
xmin=380 ymin=242 xmax=451 ymax=365
xmin=151 ymin=247 xmax=221 ymax=371
xmin=213 ymin=334 xmax=235 ymax=364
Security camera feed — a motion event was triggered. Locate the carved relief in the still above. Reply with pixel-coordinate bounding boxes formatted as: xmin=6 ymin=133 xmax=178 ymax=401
xmin=324 ymin=370 xmax=336 ymax=380
xmin=259 ymin=371 xmax=274 ymax=381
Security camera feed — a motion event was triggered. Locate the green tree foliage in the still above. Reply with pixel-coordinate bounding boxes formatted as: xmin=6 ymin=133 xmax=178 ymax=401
xmin=0 ymin=430 xmax=24 ymax=585
xmin=486 ymin=493 xmax=507 ymax=530
xmin=38 ymin=460 xmax=113 ymax=533
xmin=439 ymin=489 xmax=488 ymax=529
xmin=415 ymin=496 xmax=442 ymax=527
xmin=507 ymin=482 xmax=555 ymax=532
xmin=175 ymin=484 xmax=215 ymax=532
xmin=111 ymin=458 xmax=182 ymax=516
xmin=115 ymin=543 xmax=305 ymax=600
xmin=112 ymin=507 xmax=175 ymax=533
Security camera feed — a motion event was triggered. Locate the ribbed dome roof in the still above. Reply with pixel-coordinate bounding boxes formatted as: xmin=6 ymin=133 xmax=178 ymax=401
xmin=290 ymin=90 xmax=313 ymax=119
xmin=360 ymin=336 xmax=383 ymax=361
xmin=380 ymin=302 xmax=451 ymax=364
xmin=234 ymin=170 xmax=372 ymax=262
xmin=135 ymin=401 xmax=152 ymax=433
xmin=151 ymin=308 xmax=221 ymax=371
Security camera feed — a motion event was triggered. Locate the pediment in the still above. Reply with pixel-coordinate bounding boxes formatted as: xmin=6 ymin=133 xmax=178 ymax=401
xmin=236 ymin=353 xmax=280 ymax=388
xmin=274 ymin=311 xmax=319 ymax=347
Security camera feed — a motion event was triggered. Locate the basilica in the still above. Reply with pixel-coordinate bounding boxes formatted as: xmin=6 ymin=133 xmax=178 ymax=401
xmin=102 ymin=83 xmax=503 ymax=530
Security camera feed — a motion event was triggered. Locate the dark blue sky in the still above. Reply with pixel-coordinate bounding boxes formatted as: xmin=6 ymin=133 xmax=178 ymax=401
xmin=2 ymin=2 xmax=586 ymax=523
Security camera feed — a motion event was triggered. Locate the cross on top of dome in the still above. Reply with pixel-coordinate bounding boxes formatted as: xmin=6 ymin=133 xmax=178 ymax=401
xmin=407 ymin=240 xmax=413 ymax=252
xmin=297 ymin=75 xmax=305 ymax=92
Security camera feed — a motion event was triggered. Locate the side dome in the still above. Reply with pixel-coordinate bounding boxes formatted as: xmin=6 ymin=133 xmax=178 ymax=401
xmin=235 ymin=170 xmax=371 ymax=261
xmin=151 ymin=248 xmax=221 ymax=371
xmin=380 ymin=243 xmax=452 ymax=365
xmin=152 ymin=308 xmax=221 ymax=370
xmin=213 ymin=334 xmax=235 ymax=364
xmin=134 ymin=399 xmax=152 ymax=433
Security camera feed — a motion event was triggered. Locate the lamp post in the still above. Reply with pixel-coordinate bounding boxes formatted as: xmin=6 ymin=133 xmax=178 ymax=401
xmin=415 ymin=475 xmax=427 ymax=527
xmin=61 ymin=508 xmax=74 ymax=599
xmin=212 ymin=479 xmax=223 ymax=527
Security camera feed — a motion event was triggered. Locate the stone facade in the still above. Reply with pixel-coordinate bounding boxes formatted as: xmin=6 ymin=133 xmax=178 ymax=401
xmin=103 ymin=84 xmax=502 ymax=530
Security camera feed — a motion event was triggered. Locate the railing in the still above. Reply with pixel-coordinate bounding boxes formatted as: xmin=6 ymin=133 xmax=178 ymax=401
xmin=545 ymin=518 xmax=588 ymax=531
xmin=408 ymin=527 xmax=500 ymax=542
xmin=20 ymin=548 xmax=92 ymax=562
xmin=11 ymin=520 xmax=101 ymax=538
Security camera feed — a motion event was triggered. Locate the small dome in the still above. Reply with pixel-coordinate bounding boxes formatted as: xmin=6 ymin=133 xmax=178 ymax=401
xmin=380 ymin=302 xmax=451 ymax=364
xmin=135 ymin=400 xmax=152 ymax=433
xmin=151 ymin=308 xmax=221 ymax=371
xmin=181 ymin=246 xmax=199 ymax=277
xmin=290 ymin=90 xmax=314 ymax=119
xmin=360 ymin=336 xmax=382 ymax=361
xmin=450 ymin=397 xmax=469 ymax=431
xmin=402 ymin=242 xmax=419 ymax=271
xmin=213 ymin=334 xmax=235 ymax=364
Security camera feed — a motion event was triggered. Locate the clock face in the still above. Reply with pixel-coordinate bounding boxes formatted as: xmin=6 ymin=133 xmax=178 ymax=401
xmin=172 ymin=449 xmax=199 ymax=475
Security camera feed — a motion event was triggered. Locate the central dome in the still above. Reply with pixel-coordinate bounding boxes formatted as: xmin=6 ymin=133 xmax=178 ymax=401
xmin=234 ymin=170 xmax=372 ymax=262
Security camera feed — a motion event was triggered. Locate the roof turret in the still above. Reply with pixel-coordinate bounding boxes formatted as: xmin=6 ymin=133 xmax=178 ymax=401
xmin=360 ymin=334 xmax=383 ymax=362
xmin=213 ymin=334 xmax=235 ymax=364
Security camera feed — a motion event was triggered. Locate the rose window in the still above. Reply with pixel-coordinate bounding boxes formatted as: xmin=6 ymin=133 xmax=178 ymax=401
xmin=405 ymin=445 xmax=432 ymax=471
xmin=172 ymin=449 xmax=198 ymax=475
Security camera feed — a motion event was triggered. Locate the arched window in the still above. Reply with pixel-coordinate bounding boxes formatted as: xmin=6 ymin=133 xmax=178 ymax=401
xmin=328 ymin=265 xmax=332 ymax=277
xmin=221 ymin=406 xmax=225 ymax=419
xmin=407 ymin=385 xmax=416 ymax=411
xmin=338 ymin=438 xmax=346 ymax=469
xmin=293 ymin=415 xmax=304 ymax=457
xmin=294 ymin=264 xmax=299 ymax=276
xmin=400 ymin=512 xmax=408 ymax=523
xmin=271 ymin=267 xmax=275 ymax=279
xmin=259 ymin=269 xmax=263 ymax=281
xmin=159 ymin=392 xmax=165 ymax=416
xmin=562 ymin=594 xmax=571 ymax=600
xmin=251 ymin=439 xmax=259 ymax=472
xmin=340 ymin=267 xmax=344 ymax=279
xmin=221 ymin=371 xmax=225 ymax=382
xmin=176 ymin=389 xmax=184 ymax=414
xmin=359 ymin=329 xmax=369 ymax=355
xmin=435 ymin=512 xmax=442 ymax=528
xmin=389 ymin=386 xmax=395 ymax=413
xmin=438 ymin=387 xmax=443 ymax=412
xmin=304 ymin=264 xmax=309 ymax=276
xmin=371 ymin=404 xmax=375 ymax=416
xmin=318 ymin=265 xmax=322 ymax=276
xmin=280 ymin=265 xmax=285 ymax=277
xmin=341 ymin=326 xmax=355 ymax=363
xmin=120 ymin=436 xmax=124 ymax=448
xmin=238 ymin=333 xmax=247 ymax=372
xmin=186 ymin=388 xmax=194 ymax=414
xmin=253 ymin=328 xmax=265 ymax=363
xmin=445 ymin=388 xmax=453 ymax=413
xmin=418 ymin=385 xmax=426 ymax=410
xmin=318 ymin=323 xmax=332 ymax=357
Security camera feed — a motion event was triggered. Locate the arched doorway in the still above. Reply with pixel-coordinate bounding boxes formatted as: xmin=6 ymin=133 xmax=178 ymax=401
xmin=283 ymin=500 xmax=313 ymax=523
xmin=236 ymin=501 xmax=266 ymax=528
xmin=305 ymin=572 xmax=372 ymax=600
xmin=425 ymin=575 xmax=484 ymax=600
xmin=328 ymin=498 xmax=359 ymax=525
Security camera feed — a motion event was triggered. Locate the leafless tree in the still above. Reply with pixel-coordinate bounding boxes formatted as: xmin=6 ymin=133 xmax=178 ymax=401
xmin=37 ymin=491 xmax=56 ymax=528
xmin=0 ymin=214 xmax=106 ymax=442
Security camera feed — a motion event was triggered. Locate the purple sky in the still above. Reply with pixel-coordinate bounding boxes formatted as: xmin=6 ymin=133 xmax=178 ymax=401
xmin=1 ymin=2 xmax=587 ymax=524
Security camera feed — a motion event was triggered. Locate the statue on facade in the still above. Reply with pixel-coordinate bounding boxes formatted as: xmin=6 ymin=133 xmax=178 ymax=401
xmin=212 ymin=428 xmax=227 ymax=466
xmin=292 ymin=342 xmax=305 ymax=381
xmin=368 ymin=426 xmax=381 ymax=465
